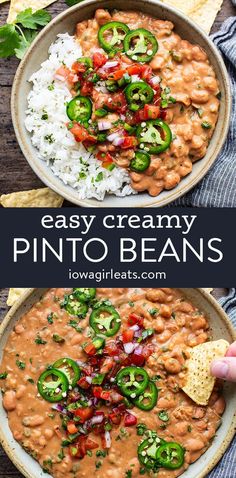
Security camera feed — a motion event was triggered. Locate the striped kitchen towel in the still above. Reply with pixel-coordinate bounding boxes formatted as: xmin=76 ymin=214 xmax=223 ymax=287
xmin=207 ymin=288 xmax=236 ymax=477
xmin=173 ymin=13 xmax=236 ymax=207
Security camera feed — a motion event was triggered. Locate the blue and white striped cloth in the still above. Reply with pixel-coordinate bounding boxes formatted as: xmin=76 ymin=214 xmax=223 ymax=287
xmin=173 ymin=11 xmax=236 ymax=207
xmin=207 ymin=288 xmax=236 ymax=477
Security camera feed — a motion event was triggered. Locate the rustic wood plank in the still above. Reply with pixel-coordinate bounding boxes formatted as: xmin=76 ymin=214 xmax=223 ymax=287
xmin=0 ymin=287 xmax=229 ymax=476
xmin=0 ymin=0 xmax=235 ymax=204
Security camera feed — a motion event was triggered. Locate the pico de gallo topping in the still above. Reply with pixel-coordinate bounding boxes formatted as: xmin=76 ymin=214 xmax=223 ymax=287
xmin=37 ymin=289 xmax=184 ymax=471
xmin=55 ymin=22 xmax=173 ymax=173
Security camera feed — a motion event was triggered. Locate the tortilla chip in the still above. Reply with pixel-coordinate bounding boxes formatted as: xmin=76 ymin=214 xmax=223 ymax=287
xmin=162 ymin=0 xmax=223 ymax=33
xmin=7 ymin=288 xmax=28 ymax=307
xmin=0 ymin=188 xmax=64 ymax=207
xmin=0 ymin=0 xmax=9 ymax=4
xmin=7 ymin=0 xmax=57 ymax=23
xmin=203 ymin=288 xmax=213 ymax=293
xmin=182 ymin=339 xmax=229 ymax=405
xmin=190 ymin=0 xmax=224 ymax=33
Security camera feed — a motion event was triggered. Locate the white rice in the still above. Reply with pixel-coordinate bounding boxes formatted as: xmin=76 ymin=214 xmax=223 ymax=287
xmin=25 ymin=33 xmax=136 ymax=201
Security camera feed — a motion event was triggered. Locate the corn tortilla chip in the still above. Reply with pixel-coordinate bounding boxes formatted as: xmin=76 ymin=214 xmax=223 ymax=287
xmin=0 ymin=0 xmax=9 ymax=4
xmin=0 ymin=188 xmax=64 ymax=207
xmin=7 ymin=288 xmax=28 ymax=307
xmin=7 ymin=0 xmax=57 ymax=23
xmin=162 ymin=0 xmax=223 ymax=33
xmin=182 ymin=339 xmax=229 ymax=405
xmin=203 ymin=288 xmax=213 ymax=293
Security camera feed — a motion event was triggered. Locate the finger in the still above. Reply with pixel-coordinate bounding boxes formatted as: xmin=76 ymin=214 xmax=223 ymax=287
xmin=226 ymin=341 xmax=236 ymax=357
xmin=211 ymin=358 xmax=236 ymax=382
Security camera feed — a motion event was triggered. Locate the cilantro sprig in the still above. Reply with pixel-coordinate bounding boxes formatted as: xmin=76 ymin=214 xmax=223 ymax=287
xmin=0 ymin=8 xmax=51 ymax=60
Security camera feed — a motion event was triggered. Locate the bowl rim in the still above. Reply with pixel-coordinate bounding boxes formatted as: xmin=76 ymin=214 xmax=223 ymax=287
xmin=11 ymin=0 xmax=231 ymax=208
xmin=0 ymin=287 xmax=236 ymax=478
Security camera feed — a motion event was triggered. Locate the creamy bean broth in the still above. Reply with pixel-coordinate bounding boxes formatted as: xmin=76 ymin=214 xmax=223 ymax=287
xmin=72 ymin=9 xmax=220 ymax=196
xmin=0 ymin=288 xmax=225 ymax=478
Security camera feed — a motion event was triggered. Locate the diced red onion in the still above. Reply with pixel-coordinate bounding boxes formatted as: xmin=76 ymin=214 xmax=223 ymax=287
xmin=98 ymin=120 xmax=112 ymax=130
xmin=90 ymin=414 xmax=104 ymax=425
xmin=52 ymin=404 xmax=67 ymax=414
xmin=85 ymin=376 xmax=92 ymax=384
xmin=134 ymin=345 xmax=143 ymax=354
xmin=149 ymin=76 xmax=161 ymax=86
xmin=54 ymin=74 xmax=66 ymax=82
xmin=107 ymin=132 xmax=120 ymax=142
xmin=103 ymin=61 xmax=119 ymax=69
xmin=120 ymin=114 xmax=126 ymax=121
xmin=113 ymin=136 xmax=125 ymax=146
xmin=124 ymin=342 xmax=136 ymax=354
xmin=129 ymin=324 xmax=140 ymax=332
xmin=104 ymin=430 xmax=111 ymax=448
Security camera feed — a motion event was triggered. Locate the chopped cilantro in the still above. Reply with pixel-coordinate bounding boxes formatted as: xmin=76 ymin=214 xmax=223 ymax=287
xmin=16 ymin=359 xmax=26 ymax=370
xmin=35 ymin=334 xmax=47 ymax=345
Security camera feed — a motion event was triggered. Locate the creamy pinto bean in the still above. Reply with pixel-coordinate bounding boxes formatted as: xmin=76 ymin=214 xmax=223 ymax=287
xmin=76 ymin=10 xmax=220 ymax=197
xmin=0 ymin=288 xmax=225 ymax=478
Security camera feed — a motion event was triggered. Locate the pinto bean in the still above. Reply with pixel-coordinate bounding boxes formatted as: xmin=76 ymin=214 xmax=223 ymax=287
xmin=185 ymin=438 xmax=205 ymax=451
xmin=160 ymin=304 xmax=172 ymax=318
xmin=22 ymin=415 xmax=45 ymax=427
xmin=164 ymin=358 xmax=182 ymax=374
xmin=146 ymin=289 xmax=168 ymax=303
xmin=157 ymin=395 xmax=175 ymax=409
xmin=174 ymin=301 xmax=194 ymax=313
xmin=3 ymin=390 xmax=17 ymax=411
xmin=153 ymin=317 xmax=165 ymax=333
xmin=173 ymin=421 xmax=189 ymax=436
xmin=95 ymin=9 xmax=111 ymax=25
xmin=14 ymin=324 xmax=25 ymax=334
xmin=44 ymin=428 xmax=54 ymax=439
xmin=70 ymin=334 xmax=83 ymax=346
xmin=191 ymin=316 xmax=207 ymax=331
xmin=16 ymin=385 xmax=26 ymax=399
xmin=190 ymin=89 xmax=209 ymax=104
xmin=213 ymin=397 xmax=226 ymax=415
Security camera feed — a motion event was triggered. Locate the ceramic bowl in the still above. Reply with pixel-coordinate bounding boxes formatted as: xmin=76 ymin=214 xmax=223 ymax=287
xmin=0 ymin=288 xmax=236 ymax=478
xmin=11 ymin=0 xmax=231 ymax=207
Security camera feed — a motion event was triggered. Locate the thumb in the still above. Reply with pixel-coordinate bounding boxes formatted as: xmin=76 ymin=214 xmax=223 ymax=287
xmin=211 ymin=358 xmax=236 ymax=382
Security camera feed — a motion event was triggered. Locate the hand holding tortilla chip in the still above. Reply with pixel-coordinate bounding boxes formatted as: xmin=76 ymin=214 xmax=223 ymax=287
xmin=211 ymin=341 xmax=236 ymax=382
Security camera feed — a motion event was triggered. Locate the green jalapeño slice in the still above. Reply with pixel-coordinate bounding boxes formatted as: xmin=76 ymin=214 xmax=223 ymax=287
xmin=133 ymin=380 xmax=158 ymax=411
xmin=37 ymin=369 xmax=69 ymax=403
xmin=73 ymin=288 xmax=96 ymax=303
xmin=52 ymin=358 xmax=81 ymax=388
xmin=124 ymin=28 xmax=158 ymax=63
xmin=130 ymin=150 xmax=150 ymax=172
xmin=116 ymin=366 xmax=149 ymax=398
xmin=137 ymin=119 xmax=172 ymax=154
xmin=156 ymin=442 xmax=185 ymax=470
xmin=61 ymin=294 xmax=88 ymax=318
xmin=98 ymin=21 xmax=130 ymax=53
xmin=89 ymin=305 xmax=121 ymax=337
xmin=125 ymin=81 xmax=154 ymax=111
xmin=138 ymin=434 xmax=165 ymax=470
xmin=66 ymin=96 xmax=92 ymax=123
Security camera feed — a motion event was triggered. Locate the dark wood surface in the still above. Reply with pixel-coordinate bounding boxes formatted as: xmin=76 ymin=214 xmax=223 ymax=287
xmin=0 ymin=0 xmax=235 ymax=206
xmin=0 ymin=287 xmax=229 ymax=476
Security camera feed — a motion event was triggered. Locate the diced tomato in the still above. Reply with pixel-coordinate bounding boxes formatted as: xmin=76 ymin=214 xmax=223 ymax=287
xmin=69 ymin=443 xmax=84 ymax=459
xmin=80 ymin=81 xmax=94 ymax=96
xmin=129 ymin=352 xmax=145 ymax=366
xmin=100 ymin=357 xmax=114 ymax=374
xmin=127 ymin=64 xmax=143 ymax=76
xmin=109 ymin=69 xmax=126 ymax=81
xmin=120 ymin=136 xmax=138 ymax=149
xmin=71 ymin=61 xmax=86 ymax=74
xmin=96 ymin=151 xmax=113 ymax=163
xmin=143 ymin=104 xmax=161 ymax=119
xmin=77 ymin=376 xmax=91 ymax=390
xmin=109 ymin=412 xmax=122 ymax=425
xmin=140 ymin=65 xmax=153 ymax=81
xmin=160 ymin=109 xmax=167 ymax=120
xmin=93 ymin=52 xmax=107 ymax=69
xmin=122 ymin=329 xmax=135 ymax=343
xmin=93 ymin=386 xmax=103 ymax=398
xmin=104 ymin=341 xmax=120 ymax=356
xmin=100 ymin=390 xmax=111 ymax=401
xmin=104 ymin=92 xmax=127 ymax=113
xmin=73 ymin=407 xmax=94 ymax=423
xmin=124 ymin=413 xmax=137 ymax=427
xmin=67 ymin=421 xmax=78 ymax=434
xmin=128 ymin=313 xmax=144 ymax=327
xmin=86 ymin=438 xmax=99 ymax=450
xmin=70 ymin=123 xmax=97 ymax=143
xmin=84 ymin=342 xmax=97 ymax=356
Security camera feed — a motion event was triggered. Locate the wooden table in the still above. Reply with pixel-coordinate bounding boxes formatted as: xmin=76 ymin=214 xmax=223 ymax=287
xmin=0 ymin=0 xmax=235 ymax=206
xmin=0 ymin=287 xmax=229 ymax=476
